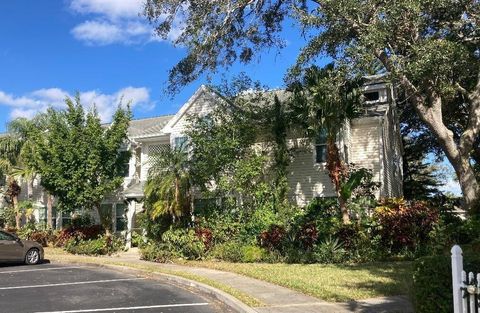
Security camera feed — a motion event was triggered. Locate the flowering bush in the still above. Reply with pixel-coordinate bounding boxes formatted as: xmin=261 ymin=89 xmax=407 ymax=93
xmin=374 ymin=198 xmax=439 ymax=253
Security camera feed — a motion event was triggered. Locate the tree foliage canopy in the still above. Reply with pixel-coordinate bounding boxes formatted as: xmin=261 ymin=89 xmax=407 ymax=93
xmin=32 ymin=95 xmax=131 ymax=215
xmin=146 ymin=0 xmax=480 ymax=211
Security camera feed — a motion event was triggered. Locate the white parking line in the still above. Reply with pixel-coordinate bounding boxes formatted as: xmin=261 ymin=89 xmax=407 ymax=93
xmin=0 ymin=266 xmax=85 ymax=274
xmin=34 ymin=303 xmax=210 ymax=313
xmin=0 ymin=278 xmax=145 ymax=290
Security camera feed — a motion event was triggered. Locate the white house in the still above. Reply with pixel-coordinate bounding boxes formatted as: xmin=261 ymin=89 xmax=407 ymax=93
xmin=0 ymin=79 xmax=403 ymax=247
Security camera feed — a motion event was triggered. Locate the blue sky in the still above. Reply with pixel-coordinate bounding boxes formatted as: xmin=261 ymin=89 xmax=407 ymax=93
xmin=0 ymin=0 xmax=307 ymax=130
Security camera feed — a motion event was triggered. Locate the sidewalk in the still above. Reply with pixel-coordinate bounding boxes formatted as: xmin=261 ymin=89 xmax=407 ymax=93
xmin=50 ymin=248 xmax=414 ymax=313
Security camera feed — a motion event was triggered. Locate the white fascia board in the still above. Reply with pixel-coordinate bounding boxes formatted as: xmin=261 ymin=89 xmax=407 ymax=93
xmin=131 ymin=134 xmax=170 ymax=143
xmin=162 ymin=85 xmax=210 ymax=134
xmin=362 ymin=82 xmax=387 ymax=91
xmin=129 ymin=133 xmax=168 ymax=140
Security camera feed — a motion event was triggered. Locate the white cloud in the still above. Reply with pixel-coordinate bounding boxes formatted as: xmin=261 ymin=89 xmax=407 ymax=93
xmin=0 ymin=87 xmax=153 ymax=123
xmin=0 ymin=91 xmax=37 ymax=107
xmin=68 ymin=0 xmax=183 ymax=45
xmin=72 ymin=20 xmax=125 ymax=45
xmin=70 ymin=0 xmax=143 ymax=20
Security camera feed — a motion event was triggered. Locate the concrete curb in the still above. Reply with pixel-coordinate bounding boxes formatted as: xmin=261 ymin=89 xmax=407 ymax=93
xmin=50 ymin=260 xmax=258 ymax=313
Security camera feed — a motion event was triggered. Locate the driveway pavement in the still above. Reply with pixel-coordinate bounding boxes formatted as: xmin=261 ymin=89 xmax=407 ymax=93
xmin=0 ymin=263 xmax=229 ymax=313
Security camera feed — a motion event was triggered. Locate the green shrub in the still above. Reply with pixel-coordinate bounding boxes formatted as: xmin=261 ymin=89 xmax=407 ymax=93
xmin=240 ymin=245 xmax=269 ymax=263
xmin=313 ymin=237 xmax=346 ymax=264
xmin=208 ymin=242 xmax=271 ymax=263
xmin=71 ymin=213 xmax=94 ymax=228
xmin=64 ymin=235 xmax=123 ymax=255
xmin=0 ymin=206 xmax=16 ymax=228
xmin=293 ymin=197 xmax=342 ymax=242
xmin=195 ymin=210 xmax=244 ymax=245
xmin=208 ymin=241 xmax=244 ymax=262
xmin=140 ymin=242 xmax=179 ymax=263
xmin=241 ymin=205 xmax=277 ymax=243
xmin=413 ymin=255 xmax=452 ymax=313
xmin=131 ymin=231 xmax=145 ymax=247
xmin=161 ymin=228 xmax=205 ymax=260
xmin=413 ymin=253 xmax=480 ymax=313
xmin=283 ymin=247 xmax=314 ymax=264
xmin=138 ymin=212 xmax=172 ymax=241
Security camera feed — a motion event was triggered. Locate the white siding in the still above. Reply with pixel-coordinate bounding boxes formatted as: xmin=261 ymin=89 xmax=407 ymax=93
xmin=350 ymin=118 xmax=382 ymax=197
xmin=17 ymin=177 xmax=47 ymax=207
xmin=287 ymin=148 xmax=336 ymax=206
xmin=168 ymin=91 xmax=218 ymax=142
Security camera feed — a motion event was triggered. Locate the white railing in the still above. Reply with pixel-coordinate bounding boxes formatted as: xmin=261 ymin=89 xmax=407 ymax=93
xmin=452 ymin=245 xmax=480 ymax=313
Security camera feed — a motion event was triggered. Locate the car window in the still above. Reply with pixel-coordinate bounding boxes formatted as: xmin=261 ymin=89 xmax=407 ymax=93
xmin=0 ymin=231 xmax=15 ymax=241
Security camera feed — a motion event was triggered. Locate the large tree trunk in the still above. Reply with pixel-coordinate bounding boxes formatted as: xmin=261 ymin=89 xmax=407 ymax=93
xmin=412 ymin=90 xmax=479 ymax=213
xmin=326 ymin=138 xmax=350 ymax=224
xmin=375 ymin=50 xmax=480 ymax=213
xmin=46 ymin=193 xmax=53 ymax=229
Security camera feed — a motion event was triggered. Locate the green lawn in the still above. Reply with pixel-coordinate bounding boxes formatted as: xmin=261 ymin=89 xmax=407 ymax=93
xmin=181 ymin=260 xmax=413 ymax=302
xmin=45 ymin=247 xmax=413 ymax=303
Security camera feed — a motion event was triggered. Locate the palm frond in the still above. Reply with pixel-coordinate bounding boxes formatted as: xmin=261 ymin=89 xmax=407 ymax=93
xmin=0 ymin=158 xmax=12 ymax=172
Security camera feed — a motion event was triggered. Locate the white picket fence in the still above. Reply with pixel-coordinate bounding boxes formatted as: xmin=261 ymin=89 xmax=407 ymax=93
xmin=452 ymin=245 xmax=480 ymax=313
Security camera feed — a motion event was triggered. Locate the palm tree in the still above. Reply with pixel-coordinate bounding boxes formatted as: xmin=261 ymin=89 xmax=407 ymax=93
xmin=0 ymin=118 xmax=43 ymax=228
xmin=0 ymin=136 xmax=23 ymax=229
xmin=292 ymin=65 xmax=359 ymax=224
xmin=144 ymin=145 xmax=192 ymax=223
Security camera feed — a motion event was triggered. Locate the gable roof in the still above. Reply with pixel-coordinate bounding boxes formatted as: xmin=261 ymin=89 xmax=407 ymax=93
xmin=162 ymin=85 xmax=215 ymax=133
xmin=128 ymin=115 xmax=174 ymax=139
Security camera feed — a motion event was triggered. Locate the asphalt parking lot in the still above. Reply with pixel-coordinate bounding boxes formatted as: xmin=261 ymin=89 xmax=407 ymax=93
xmin=0 ymin=263 xmax=229 ymax=313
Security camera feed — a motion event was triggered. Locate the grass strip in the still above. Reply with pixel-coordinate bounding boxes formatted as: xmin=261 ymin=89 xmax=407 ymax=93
xmin=179 ymin=260 xmax=413 ymax=302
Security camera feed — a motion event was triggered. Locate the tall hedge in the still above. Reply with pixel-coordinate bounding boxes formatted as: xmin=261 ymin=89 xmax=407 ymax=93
xmin=413 ymin=254 xmax=480 ymax=313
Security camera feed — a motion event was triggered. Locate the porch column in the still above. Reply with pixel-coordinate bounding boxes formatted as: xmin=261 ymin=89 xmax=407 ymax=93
xmin=125 ymin=200 xmax=136 ymax=249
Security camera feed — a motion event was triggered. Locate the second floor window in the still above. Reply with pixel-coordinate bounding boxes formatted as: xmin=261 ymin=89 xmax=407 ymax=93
xmin=315 ymin=130 xmax=328 ymax=164
xmin=174 ymin=136 xmax=188 ymax=151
